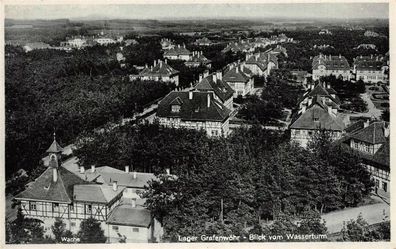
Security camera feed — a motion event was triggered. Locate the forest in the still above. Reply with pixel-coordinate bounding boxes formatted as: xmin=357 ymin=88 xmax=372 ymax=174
xmin=74 ymin=122 xmax=373 ymax=240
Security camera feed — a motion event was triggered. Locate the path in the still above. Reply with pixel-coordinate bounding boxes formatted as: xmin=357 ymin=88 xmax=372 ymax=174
xmin=348 ymin=93 xmax=382 ymax=119
xmin=322 ymin=200 xmax=389 ymax=233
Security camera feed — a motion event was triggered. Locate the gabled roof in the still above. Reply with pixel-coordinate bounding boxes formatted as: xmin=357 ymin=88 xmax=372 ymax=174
xmin=15 ymin=167 xmax=87 ymax=203
xmin=107 ymin=205 xmax=151 ymax=227
xmin=138 ymin=61 xmax=179 ymax=77
xmin=195 ymin=37 xmax=212 ymax=44
xmin=73 ymin=184 xmax=124 ymax=204
xmin=354 ymin=55 xmax=387 ymax=71
xmin=195 ymin=74 xmax=234 ymax=102
xmin=349 ymin=121 xmax=388 ymax=145
xmin=157 ymin=91 xmax=231 ymax=122
xmin=290 ymin=98 xmax=346 ymax=131
xmin=303 ymin=82 xmax=341 ymax=105
xmin=187 ymin=52 xmax=211 ymax=64
xmin=312 ymin=54 xmax=350 ymax=70
xmin=223 ymin=66 xmax=251 ymax=83
xmin=96 ymin=172 xmax=156 ymax=189
xmin=163 ymin=45 xmax=191 ymax=56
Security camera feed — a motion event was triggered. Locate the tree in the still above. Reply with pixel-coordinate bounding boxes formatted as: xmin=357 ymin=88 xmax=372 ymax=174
xmin=77 ymin=217 xmax=107 ymax=243
xmin=51 ymin=218 xmax=66 ymax=242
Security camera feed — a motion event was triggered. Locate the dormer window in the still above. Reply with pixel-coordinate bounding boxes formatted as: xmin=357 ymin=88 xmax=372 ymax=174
xmin=171 ymin=105 xmax=180 ymax=113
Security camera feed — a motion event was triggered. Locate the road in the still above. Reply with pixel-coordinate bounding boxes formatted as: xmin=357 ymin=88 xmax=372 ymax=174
xmin=322 ymin=199 xmax=389 ymax=234
xmin=348 ymin=93 xmax=382 ymax=119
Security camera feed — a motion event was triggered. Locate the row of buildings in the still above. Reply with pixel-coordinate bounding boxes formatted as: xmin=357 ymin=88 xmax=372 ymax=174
xmin=312 ymin=53 xmax=389 ymax=83
xmin=221 ymin=34 xmax=293 ymax=54
xmin=15 ymin=136 xmax=164 ymax=243
xmin=289 ymin=82 xmax=390 ymax=199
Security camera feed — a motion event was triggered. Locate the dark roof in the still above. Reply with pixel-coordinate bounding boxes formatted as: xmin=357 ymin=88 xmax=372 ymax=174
xmin=15 ymin=167 xmax=87 ymax=203
xmin=157 ymin=91 xmax=231 ymax=122
xmin=290 ymin=98 xmax=346 ymax=131
xmin=195 ymin=74 xmax=234 ymax=102
xmin=223 ymin=66 xmax=252 ymax=83
xmin=187 ymin=52 xmax=211 ymax=64
xmin=303 ymin=82 xmax=341 ymax=105
xmin=349 ymin=121 xmax=388 ymax=144
xmin=46 ymin=139 xmax=63 ymax=153
xmin=139 ymin=61 xmax=179 ymax=77
xmin=344 ymin=120 xmax=366 ymax=134
xmin=312 ymin=54 xmax=350 ymax=70
xmin=73 ymin=184 xmax=124 ymax=204
xmin=107 ymin=205 xmax=151 ymax=227
xmin=354 ymin=55 xmax=387 ymax=71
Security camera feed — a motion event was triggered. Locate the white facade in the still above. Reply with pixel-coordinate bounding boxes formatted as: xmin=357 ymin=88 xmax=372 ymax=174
xmin=227 ymin=79 xmax=254 ymax=98
xmin=312 ymin=65 xmax=351 ymax=81
xmin=290 ymin=129 xmax=342 ymax=148
xmin=95 ymin=38 xmax=117 ymax=46
xmin=158 ymin=117 xmax=230 ymax=137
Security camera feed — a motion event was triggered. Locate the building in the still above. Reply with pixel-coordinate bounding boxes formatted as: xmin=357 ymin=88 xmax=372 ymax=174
xmin=184 ymin=51 xmax=211 ymax=68
xmin=15 ymin=135 xmax=163 ymax=243
xmin=270 ymin=45 xmax=288 ymax=57
xmin=342 ymin=120 xmax=390 ymax=198
xmin=356 ymin=44 xmax=377 ymax=50
xmin=364 ymin=30 xmax=380 ymax=37
xmin=289 ymin=96 xmax=349 ymax=148
xmin=319 ymin=29 xmax=332 ymax=35
xmin=124 ymin=39 xmax=139 ymax=46
xmin=61 ymin=37 xmax=87 ymax=49
xmin=163 ymin=44 xmax=192 ymax=61
xmin=312 ymin=54 xmax=351 ymax=81
xmin=156 ymin=91 xmax=232 ymax=137
xmin=298 ymin=82 xmax=341 ymax=110
xmin=194 ymin=37 xmax=213 ymax=46
xmin=223 ymin=64 xmax=254 ymax=97
xmin=244 ymin=52 xmax=279 ymax=77
xmin=129 ymin=59 xmax=180 ymax=86
xmin=94 ymin=37 xmax=117 ymax=46
xmin=160 ymin=38 xmax=175 ymax=50
xmin=222 ymin=40 xmax=255 ymax=54
xmin=290 ymin=70 xmax=310 ymax=85
xmin=195 ymin=71 xmax=234 ymax=110
xmin=23 ymin=42 xmax=51 ymax=52
xmin=353 ymin=55 xmax=388 ymax=83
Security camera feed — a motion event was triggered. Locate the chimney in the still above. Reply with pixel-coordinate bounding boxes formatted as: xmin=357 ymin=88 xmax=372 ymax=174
xmin=213 ymin=74 xmax=217 ymax=82
xmin=301 ymin=106 xmax=306 ymax=113
xmin=133 ymin=171 xmax=137 ymax=179
xmin=165 ymin=168 xmax=170 ymax=175
xmin=145 ymin=63 xmax=148 ymax=68
xmin=131 ymin=199 xmax=136 ymax=208
xmin=327 ymin=106 xmax=332 ymax=115
xmin=189 ymin=91 xmax=193 ymax=100
xmin=199 ymin=74 xmax=203 ymax=82
xmin=80 ymin=166 xmax=85 ymax=174
xmin=236 ymin=67 xmax=239 ymax=73
xmin=154 ymin=60 xmax=157 ymax=66
xmin=125 ymin=165 xmax=130 ymax=173
xmin=91 ymin=165 xmax=95 ymax=173
xmin=203 ymin=70 xmax=209 ymax=78
xmin=333 ymin=108 xmax=338 ymax=115
xmin=383 ymin=123 xmax=390 ymax=137
xmin=308 ymin=98 xmax=312 ymax=106
xmin=339 ymin=54 xmax=341 ymax=58
xmin=310 ymin=84 xmax=314 ymax=90
xmin=53 ymin=167 xmax=58 ymax=182
xmin=207 ymin=93 xmax=211 ymax=108
xmin=327 ymin=83 xmax=331 ymax=89
xmin=113 ymin=181 xmax=118 ymax=191
xmin=216 ymin=71 xmax=222 ymax=81
xmin=165 ymin=59 xmax=168 ymax=64
xmin=364 ymin=119 xmax=370 ymax=128
xmin=371 ymin=54 xmax=373 ymax=59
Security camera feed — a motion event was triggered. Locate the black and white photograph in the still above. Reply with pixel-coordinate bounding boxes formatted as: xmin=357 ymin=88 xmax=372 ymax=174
xmin=3 ymin=0 xmax=393 ymax=245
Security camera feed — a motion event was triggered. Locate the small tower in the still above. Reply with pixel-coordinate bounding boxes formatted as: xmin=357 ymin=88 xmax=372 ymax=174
xmin=46 ymin=132 xmax=63 ymax=182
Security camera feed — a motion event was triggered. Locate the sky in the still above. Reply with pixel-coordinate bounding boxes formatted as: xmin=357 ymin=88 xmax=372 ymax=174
xmin=5 ymin=3 xmax=389 ymax=20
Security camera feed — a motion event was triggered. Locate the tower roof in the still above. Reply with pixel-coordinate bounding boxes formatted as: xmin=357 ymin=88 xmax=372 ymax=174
xmin=46 ymin=133 xmax=63 ymax=153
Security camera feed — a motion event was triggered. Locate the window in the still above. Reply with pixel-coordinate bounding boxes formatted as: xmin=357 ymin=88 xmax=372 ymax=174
xmin=52 ymin=203 xmax=59 ymax=212
xmin=132 ymin=228 xmax=139 ymax=233
xmin=375 ymin=179 xmax=380 ymax=188
xmin=171 ymin=105 xmax=180 ymax=113
xmin=29 ymin=201 xmax=37 ymax=211
xmin=112 ymin=226 xmax=119 ymax=232
xmin=382 ymin=182 xmax=388 ymax=192
xmin=85 ymin=204 xmax=92 ymax=214
xmin=69 ymin=204 xmax=74 ymax=212
xmin=211 ymin=130 xmax=219 ymax=136
xmin=70 ymin=222 xmax=76 ymax=227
